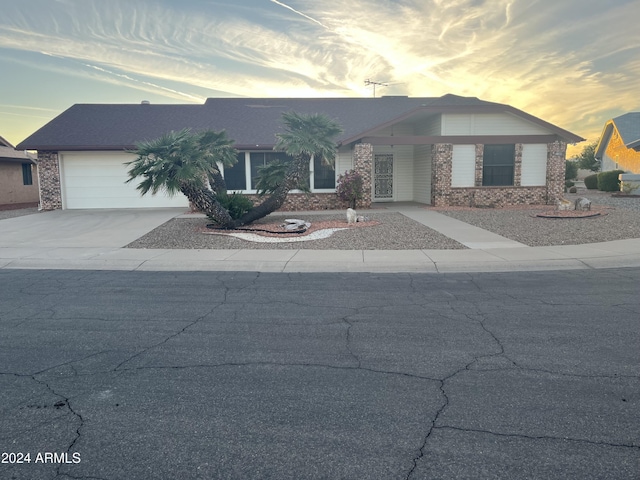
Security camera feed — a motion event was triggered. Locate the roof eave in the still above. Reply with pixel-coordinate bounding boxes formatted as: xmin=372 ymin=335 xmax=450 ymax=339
xmin=339 ymin=104 xmax=584 ymax=146
xmin=594 ymin=121 xmax=615 ymax=160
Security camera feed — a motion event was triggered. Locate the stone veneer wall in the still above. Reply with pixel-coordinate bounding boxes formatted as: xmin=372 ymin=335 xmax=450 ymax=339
xmin=431 ymin=144 xmax=453 ymax=206
xmin=243 ymin=193 xmax=349 ymax=211
xmin=546 ymin=140 xmax=567 ymax=204
xmin=37 ymin=151 xmax=63 ymax=210
xmin=433 ymin=141 xmax=567 ymax=207
xmin=353 ymin=143 xmax=373 ymax=209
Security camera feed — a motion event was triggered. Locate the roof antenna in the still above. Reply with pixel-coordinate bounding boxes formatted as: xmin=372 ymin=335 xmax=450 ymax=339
xmin=364 ymin=79 xmax=389 ymax=98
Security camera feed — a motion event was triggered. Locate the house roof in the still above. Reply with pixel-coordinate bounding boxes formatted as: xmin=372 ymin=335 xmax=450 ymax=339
xmin=16 ymin=94 xmax=583 ymax=151
xmin=595 ymin=112 xmax=640 ymax=159
xmin=0 ymin=135 xmax=37 ymax=163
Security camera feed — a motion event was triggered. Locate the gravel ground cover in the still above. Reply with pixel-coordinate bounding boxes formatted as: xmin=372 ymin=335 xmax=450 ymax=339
xmin=127 ymin=212 xmax=467 ymax=250
xmin=0 ymin=207 xmax=39 ymax=220
xmin=3 ymin=188 xmax=639 ymax=249
xmin=437 ymin=189 xmax=640 ymax=247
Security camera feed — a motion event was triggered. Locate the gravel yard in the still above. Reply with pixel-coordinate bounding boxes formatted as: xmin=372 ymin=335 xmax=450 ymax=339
xmin=127 ymin=212 xmax=467 ymax=250
xmin=437 ymin=190 xmax=640 ymax=247
xmin=3 ymin=188 xmax=639 ymax=250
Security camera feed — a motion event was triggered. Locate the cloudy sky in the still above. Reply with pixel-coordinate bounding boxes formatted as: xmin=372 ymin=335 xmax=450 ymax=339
xmin=1 ymin=0 xmax=638 ymax=155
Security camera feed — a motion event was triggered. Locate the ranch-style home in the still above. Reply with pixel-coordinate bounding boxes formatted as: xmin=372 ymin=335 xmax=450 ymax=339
xmin=595 ymin=112 xmax=640 ymax=174
xmin=0 ymin=135 xmax=39 ymax=207
xmin=17 ymin=94 xmax=583 ymax=211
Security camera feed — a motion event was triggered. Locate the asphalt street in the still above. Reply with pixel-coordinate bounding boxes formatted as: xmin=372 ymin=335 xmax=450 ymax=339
xmin=0 ymin=268 xmax=638 ymax=479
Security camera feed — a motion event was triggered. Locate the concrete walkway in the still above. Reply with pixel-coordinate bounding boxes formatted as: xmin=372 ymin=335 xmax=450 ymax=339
xmin=393 ymin=205 xmax=527 ymax=249
xmin=1 ymin=207 xmax=640 ymax=273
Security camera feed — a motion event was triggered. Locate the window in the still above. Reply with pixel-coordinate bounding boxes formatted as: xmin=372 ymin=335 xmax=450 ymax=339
xmin=250 ymin=152 xmax=293 ymax=190
xmin=224 ymin=152 xmax=247 ymax=190
xmin=313 ymin=155 xmax=335 ymax=189
xmin=22 ymin=163 xmax=33 ymax=186
xmin=223 ymin=151 xmax=336 ymax=192
xmin=482 ymin=144 xmax=515 ymax=186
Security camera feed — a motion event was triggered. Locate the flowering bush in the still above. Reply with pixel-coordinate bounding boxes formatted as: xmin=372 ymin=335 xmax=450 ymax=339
xmin=336 ymin=170 xmax=364 ymax=208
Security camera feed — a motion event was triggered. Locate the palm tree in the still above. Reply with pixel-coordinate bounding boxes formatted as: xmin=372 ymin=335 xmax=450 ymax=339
xmin=234 ymin=111 xmax=343 ymax=225
xmin=125 ymin=128 xmax=237 ymax=226
xmin=126 ymin=112 xmax=342 ymax=228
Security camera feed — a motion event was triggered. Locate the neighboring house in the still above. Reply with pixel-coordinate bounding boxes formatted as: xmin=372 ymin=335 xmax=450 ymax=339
xmin=17 ymin=95 xmax=583 ymax=211
xmin=595 ymin=113 xmax=640 ymax=174
xmin=0 ymin=135 xmax=39 ymax=207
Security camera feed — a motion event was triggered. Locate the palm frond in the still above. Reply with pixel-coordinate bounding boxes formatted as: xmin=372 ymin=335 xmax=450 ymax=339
xmin=274 ymin=112 xmax=343 ymax=167
xmin=125 ymin=128 xmax=239 ymax=197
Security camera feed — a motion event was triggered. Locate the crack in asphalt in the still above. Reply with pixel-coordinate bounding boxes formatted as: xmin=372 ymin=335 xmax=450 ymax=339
xmin=114 ymin=361 xmax=442 ymax=383
xmin=113 ymin=304 xmax=222 ymax=371
xmin=19 ymin=376 xmax=86 ymax=480
xmin=434 ymin=425 xmax=640 ymax=450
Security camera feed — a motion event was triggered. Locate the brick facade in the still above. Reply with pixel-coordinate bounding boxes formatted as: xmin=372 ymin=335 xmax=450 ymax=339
xmin=432 ymin=141 xmax=566 ymax=207
xmin=37 ymin=151 xmax=62 ymax=210
xmin=33 ymin=140 xmax=567 ymax=211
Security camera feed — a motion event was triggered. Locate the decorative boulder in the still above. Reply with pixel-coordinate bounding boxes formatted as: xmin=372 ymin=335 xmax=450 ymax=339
xmin=283 ymin=219 xmax=310 ymax=231
xmin=574 ymin=197 xmax=592 ymax=211
xmin=346 ymin=208 xmax=357 ymax=224
xmin=557 ymin=198 xmax=574 ymax=211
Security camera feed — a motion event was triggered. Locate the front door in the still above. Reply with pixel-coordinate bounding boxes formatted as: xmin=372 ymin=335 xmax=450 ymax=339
xmin=374 ymin=154 xmax=394 ymax=201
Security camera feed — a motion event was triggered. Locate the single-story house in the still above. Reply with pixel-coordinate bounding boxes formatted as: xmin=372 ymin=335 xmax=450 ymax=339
xmin=0 ymin=135 xmax=39 ymax=207
xmin=17 ymin=94 xmax=583 ymax=211
xmin=595 ymin=113 xmax=640 ymax=174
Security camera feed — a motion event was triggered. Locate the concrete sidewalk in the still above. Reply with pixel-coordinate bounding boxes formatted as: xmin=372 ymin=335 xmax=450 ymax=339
xmin=1 ymin=206 xmax=640 ymax=273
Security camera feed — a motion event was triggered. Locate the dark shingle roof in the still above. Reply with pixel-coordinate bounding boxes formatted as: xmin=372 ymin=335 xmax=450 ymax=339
xmin=17 ymin=94 xmax=582 ymax=151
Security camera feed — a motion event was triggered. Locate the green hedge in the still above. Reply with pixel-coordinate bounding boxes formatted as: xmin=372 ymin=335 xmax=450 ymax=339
xmin=584 ymin=173 xmax=598 ymax=189
xmin=597 ymin=170 xmax=625 ymax=192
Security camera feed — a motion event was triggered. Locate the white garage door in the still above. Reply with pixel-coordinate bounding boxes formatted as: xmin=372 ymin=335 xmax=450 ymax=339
xmin=60 ymin=152 xmax=189 ymax=209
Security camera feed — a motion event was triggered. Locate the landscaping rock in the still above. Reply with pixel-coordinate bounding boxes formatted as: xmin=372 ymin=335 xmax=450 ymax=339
xmin=574 ymin=197 xmax=592 ymax=211
xmin=283 ymin=219 xmax=310 ymax=231
xmin=557 ymin=198 xmax=574 ymax=211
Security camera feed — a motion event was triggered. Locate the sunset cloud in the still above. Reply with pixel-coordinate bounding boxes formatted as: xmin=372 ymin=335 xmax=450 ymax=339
xmin=0 ymin=0 xmax=637 ymax=149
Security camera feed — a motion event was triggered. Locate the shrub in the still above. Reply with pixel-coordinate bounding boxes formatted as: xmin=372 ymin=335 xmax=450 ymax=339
xmin=584 ymin=173 xmax=598 ymax=189
xmin=213 ymin=192 xmax=253 ymax=220
xmin=565 ymin=160 xmax=578 ymax=181
xmin=564 ymin=180 xmax=575 ymax=192
xmin=597 ymin=169 xmax=625 ymax=192
xmin=336 ymin=170 xmax=364 ymax=208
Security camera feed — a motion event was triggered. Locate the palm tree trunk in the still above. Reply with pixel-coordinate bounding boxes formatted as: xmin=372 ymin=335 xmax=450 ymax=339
xmin=179 ymin=182 xmax=235 ymax=227
xmin=233 ymin=155 xmax=309 ymax=227
xmin=208 ymin=170 xmax=227 ymax=196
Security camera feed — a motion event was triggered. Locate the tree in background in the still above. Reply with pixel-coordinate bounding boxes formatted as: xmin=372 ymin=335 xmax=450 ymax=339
xmin=574 ymin=142 xmax=599 ymax=172
xmin=565 ymin=160 xmax=579 ymax=181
